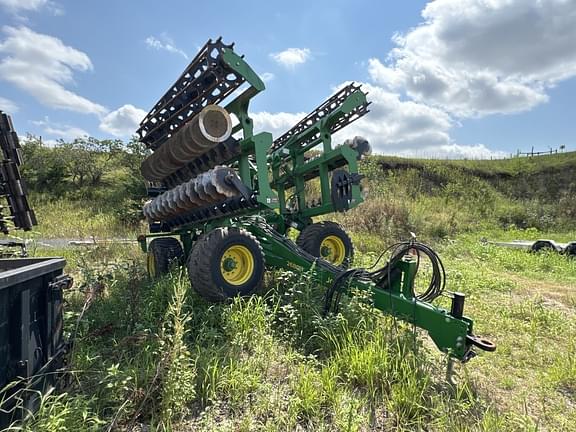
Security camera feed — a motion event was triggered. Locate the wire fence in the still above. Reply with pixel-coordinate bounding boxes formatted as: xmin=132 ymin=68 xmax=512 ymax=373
xmin=515 ymin=146 xmax=567 ymax=158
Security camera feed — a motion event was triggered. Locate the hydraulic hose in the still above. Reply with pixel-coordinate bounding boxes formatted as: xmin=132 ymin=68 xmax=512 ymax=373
xmin=324 ymin=240 xmax=446 ymax=315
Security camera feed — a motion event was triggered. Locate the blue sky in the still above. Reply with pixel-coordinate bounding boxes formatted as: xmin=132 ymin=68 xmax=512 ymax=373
xmin=0 ymin=0 xmax=575 ymax=158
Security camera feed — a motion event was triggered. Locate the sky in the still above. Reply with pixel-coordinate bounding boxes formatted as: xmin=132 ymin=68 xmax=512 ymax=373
xmin=0 ymin=0 xmax=575 ymax=158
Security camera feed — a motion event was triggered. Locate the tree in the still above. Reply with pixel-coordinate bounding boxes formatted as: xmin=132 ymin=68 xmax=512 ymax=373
xmin=61 ymin=137 xmax=124 ymax=186
xmin=20 ymin=135 xmax=69 ymax=189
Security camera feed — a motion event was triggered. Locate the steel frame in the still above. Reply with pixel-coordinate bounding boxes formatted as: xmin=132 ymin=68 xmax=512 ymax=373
xmin=137 ymin=39 xmax=494 ymax=363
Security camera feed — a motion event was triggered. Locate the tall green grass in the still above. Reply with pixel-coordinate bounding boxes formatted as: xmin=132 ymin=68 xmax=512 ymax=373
xmin=20 ymin=241 xmax=575 ymax=431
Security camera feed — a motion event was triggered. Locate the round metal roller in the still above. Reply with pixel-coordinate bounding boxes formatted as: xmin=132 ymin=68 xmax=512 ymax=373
xmin=140 ymin=158 xmax=160 ymax=181
xmin=142 ymin=200 xmax=153 ymax=220
xmin=174 ymin=184 xmax=193 ymax=212
xmin=189 ymin=104 xmax=232 ymax=152
xmin=193 ymin=173 xmax=211 ymax=204
xmin=158 ymin=193 xmax=173 ymax=218
xmin=167 ymin=105 xmax=231 ymax=161
xmin=144 ymin=164 xmax=245 ymax=222
xmin=185 ymin=179 xmax=204 ymax=207
xmin=201 ymin=171 xmax=227 ymax=202
xmin=167 ymin=130 xmax=201 ymax=162
xmin=160 ymin=151 xmax=184 ymax=176
xmin=141 ymin=143 xmax=182 ymax=181
xmin=159 ymin=190 xmax=172 ymax=216
xmin=140 ymin=105 xmax=232 ymax=182
xmin=167 ymin=189 xmax=181 ymax=215
xmin=174 ymin=184 xmax=196 ymax=213
xmin=168 ymin=185 xmax=185 ymax=213
xmin=157 ymin=196 xmax=169 ymax=218
xmin=151 ymin=199 xmax=161 ymax=219
xmin=154 ymin=193 xmax=168 ymax=218
xmin=149 ymin=203 xmax=157 ymax=220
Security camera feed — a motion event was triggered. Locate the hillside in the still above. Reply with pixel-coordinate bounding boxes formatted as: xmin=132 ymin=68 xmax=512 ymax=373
xmin=375 ymin=150 xmax=576 ymax=176
xmin=330 ymin=152 xmax=575 ymax=245
xmin=374 ymin=151 xmax=576 ymax=203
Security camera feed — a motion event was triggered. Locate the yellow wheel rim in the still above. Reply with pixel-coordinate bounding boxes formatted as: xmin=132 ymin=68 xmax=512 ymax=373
xmin=147 ymin=250 xmax=156 ymax=278
xmin=320 ymin=235 xmax=346 ymax=266
xmin=220 ymin=245 xmax=255 ymax=285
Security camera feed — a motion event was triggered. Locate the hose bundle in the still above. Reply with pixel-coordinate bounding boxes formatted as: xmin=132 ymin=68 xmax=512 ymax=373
xmin=324 ymin=240 xmax=446 ymax=315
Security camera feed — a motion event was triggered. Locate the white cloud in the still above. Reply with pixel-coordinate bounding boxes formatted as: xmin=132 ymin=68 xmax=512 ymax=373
xmin=32 ymin=117 xmax=89 ymax=141
xmin=0 ymin=0 xmax=46 ymax=12
xmin=370 ymin=0 xmax=576 ymax=117
xmin=249 ymin=1 xmax=576 ymax=159
xmin=261 ymin=72 xmax=275 ymax=83
xmin=401 ymin=143 xmax=506 ymax=159
xmin=0 ymin=96 xmax=18 ymax=112
xmin=0 ymin=0 xmax=63 ymax=16
xmin=270 ymin=48 xmax=311 ymax=69
xmin=331 ymin=83 xmax=504 ymax=159
xmin=250 ymin=83 xmax=504 ymax=159
xmin=99 ymin=104 xmax=146 ymax=137
xmin=145 ymin=35 xmax=187 ymax=60
xmin=0 ymin=26 xmax=106 ymax=115
xmin=251 ymin=111 xmax=306 ymax=139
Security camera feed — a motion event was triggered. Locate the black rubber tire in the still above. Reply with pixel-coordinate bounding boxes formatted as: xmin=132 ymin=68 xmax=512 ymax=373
xmin=187 ymin=227 xmax=265 ymax=302
xmin=564 ymin=242 xmax=576 ymax=257
xmin=531 ymin=240 xmax=557 ymax=253
xmin=296 ymin=221 xmax=354 ymax=268
xmin=146 ymin=237 xmax=183 ymax=279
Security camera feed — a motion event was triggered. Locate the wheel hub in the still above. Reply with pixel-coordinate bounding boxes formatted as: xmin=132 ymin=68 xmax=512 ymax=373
xmin=320 ymin=235 xmax=346 ymax=266
xmin=222 ymin=257 xmax=237 ymax=272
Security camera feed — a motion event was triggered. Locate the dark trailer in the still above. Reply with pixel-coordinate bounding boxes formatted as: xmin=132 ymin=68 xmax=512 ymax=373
xmin=0 ymin=258 xmax=71 ymax=428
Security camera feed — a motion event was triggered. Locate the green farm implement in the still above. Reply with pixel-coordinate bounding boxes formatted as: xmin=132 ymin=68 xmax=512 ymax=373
xmin=137 ymin=38 xmax=495 ymax=363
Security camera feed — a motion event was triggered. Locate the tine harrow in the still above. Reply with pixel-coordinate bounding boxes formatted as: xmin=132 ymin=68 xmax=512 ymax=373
xmin=270 ymin=83 xmax=370 ymax=154
xmin=137 ymin=38 xmax=245 ymax=150
xmin=0 ymin=111 xmax=37 ymax=233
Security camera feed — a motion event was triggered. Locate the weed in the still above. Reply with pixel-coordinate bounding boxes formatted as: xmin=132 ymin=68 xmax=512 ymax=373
xmin=158 ymin=272 xmax=196 ymax=429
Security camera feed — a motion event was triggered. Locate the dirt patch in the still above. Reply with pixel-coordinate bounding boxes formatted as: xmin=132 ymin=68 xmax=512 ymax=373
xmin=500 ymin=273 xmax=576 ymax=312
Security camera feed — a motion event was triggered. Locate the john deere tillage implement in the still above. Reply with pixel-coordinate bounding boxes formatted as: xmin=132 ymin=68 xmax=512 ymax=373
xmin=137 ymin=39 xmax=495 ymax=362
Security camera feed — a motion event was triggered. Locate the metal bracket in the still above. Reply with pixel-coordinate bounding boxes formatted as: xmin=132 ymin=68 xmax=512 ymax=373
xmin=225 ymin=173 xmax=253 ymax=201
xmin=49 ymin=275 xmax=73 ymax=293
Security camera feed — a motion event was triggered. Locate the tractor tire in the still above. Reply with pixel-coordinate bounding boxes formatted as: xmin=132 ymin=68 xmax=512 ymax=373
xmin=147 ymin=237 xmax=184 ymax=279
xmin=564 ymin=242 xmax=576 ymax=258
xmin=531 ymin=240 xmax=558 ymax=253
xmin=187 ymin=227 xmax=265 ymax=302
xmin=296 ymin=221 xmax=354 ymax=268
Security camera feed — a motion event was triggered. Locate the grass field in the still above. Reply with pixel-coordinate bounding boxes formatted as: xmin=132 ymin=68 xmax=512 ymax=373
xmin=6 ymin=153 xmax=576 ymax=431
xmin=16 ymin=226 xmax=574 ymax=431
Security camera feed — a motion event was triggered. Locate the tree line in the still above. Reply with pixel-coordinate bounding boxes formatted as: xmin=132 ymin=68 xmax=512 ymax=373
xmin=20 ymin=136 xmax=150 ymax=225
xmin=21 ymin=135 xmax=148 ymax=190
